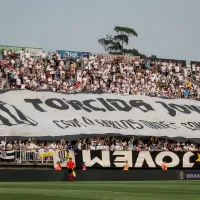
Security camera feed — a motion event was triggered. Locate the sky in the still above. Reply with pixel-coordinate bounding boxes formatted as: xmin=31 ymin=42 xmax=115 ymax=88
xmin=0 ymin=0 xmax=200 ymax=61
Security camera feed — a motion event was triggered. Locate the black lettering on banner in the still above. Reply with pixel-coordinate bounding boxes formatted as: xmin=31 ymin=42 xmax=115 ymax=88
xmin=61 ymin=119 xmax=86 ymax=127
xmin=119 ymin=120 xmax=135 ymax=129
xmin=82 ymin=117 xmax=95 ymax=125
xmin=158 ymin=121 xmax=180 ymax=129
xmin=52 ymin=120 xmax=65 ymax=129
xmin=101 ymin=120 xmax=112 ymax=127
xmin=64 ymin=99 xmax=91 ymax=112
xmin=24 ymin=98 xmax=46 ymax=112
xmin=45 ymin=98 xmax=69 ymax=110
xmin=139 ymin=120 xmax=160 ymax=129
xmin=193 ymin=122 xmax=200 ymax=129
xmin=152 ymin=122 xmax=167 ymax=129
xmin=94 ymin=119 xmax=106 ymax=126
xmin=181 ymin=122 xmax=197 ymax=131
xmin=156 ymin=101 xmax=176 ymax=117
xmin=93 ymin=119 xmax=131 ymax=129
xmin=138 ymin=121 xmax=179 ymax=129
xmin=114 ymin=121 xmax=128 ymax=129
xmin=61 ymin=120 xmax=78 ymax=127
xmin=97 ymin=98 xmax=115 ymax=111
xmin=129 ymin=100 xmax=155 ymax=113
xmin=158 ymin=121 xmax=171 ymax=129
xmin=119 ymin=120 xmax=131 ymax=129
xmin=106 ymin=99 xmax=132 ymax=112
xmin=0 ymin=101 xmax=38 ymax=126
xmin=105 ymin=120 xmax=121 ymax=129
xmin=155 ymin=122 xmax=167 ymax=129
xmin=184 ymin=105 xmax=200 ymax=114
xmin=82 ymin=99 xmax=106 ymax=112
xmin=119 ymin=120 xmax=143 ymax=129
xmin=168 ymin=104 xmax=191 ymax=114
xmin=127 ymin=119 xmax=144 ymax=129
xmin=53 ymin=118 xmax=87 ymax=129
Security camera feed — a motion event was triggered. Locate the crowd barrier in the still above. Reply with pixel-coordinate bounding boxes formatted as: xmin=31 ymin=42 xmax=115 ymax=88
xmin=0 ymin=149 xmax=70 ymax=164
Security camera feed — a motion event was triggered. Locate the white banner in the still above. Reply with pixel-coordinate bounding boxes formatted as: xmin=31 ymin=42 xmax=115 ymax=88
xmin=97 ymin=54 xmax=140 ymax=63
xmin=0 ymin=90 xmax=200 ymax=138
xmin=25 ymin=48 xmax=43 ymax=57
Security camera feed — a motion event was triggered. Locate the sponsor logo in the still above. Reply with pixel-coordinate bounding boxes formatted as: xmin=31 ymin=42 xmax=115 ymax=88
xmin=186 ymin=173 xmax=200 ymax=179
xmin=179 ymin=171 xmax=185 ymax=180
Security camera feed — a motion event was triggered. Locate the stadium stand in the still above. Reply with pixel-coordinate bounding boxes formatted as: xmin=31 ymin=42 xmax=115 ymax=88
xmin=0 ymin=45 xmax=200 ymax=164
xmin=0 ymin=47 xmax=199 ymax=99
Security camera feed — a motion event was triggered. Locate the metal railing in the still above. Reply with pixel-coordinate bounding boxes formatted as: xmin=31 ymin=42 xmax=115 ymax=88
xmin=17 ymin=150 xmax=54 ymax=163
xmin=0 ymin=149 xmax=71 ymax=164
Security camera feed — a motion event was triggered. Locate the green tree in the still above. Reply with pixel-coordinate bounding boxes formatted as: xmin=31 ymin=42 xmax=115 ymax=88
xmin=98 ymin=26 xmax=146 ymax=58
xmin=149 ymin=55 xmax=157 ymax=59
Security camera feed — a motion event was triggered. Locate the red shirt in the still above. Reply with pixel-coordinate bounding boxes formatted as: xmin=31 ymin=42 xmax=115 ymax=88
xmin=67 ymin=161 xmax=75 ymax=169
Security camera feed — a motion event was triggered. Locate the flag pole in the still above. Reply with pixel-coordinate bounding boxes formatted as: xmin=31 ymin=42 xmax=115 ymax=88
xmin=4 ymin=136 xmax=6 ymax=150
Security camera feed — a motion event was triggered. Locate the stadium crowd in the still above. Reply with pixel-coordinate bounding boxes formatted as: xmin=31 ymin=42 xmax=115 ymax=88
xmin=0 ymin=48 xmax=200 ymax=99
xmin=0 ymin=136 xmax=199 ymax=152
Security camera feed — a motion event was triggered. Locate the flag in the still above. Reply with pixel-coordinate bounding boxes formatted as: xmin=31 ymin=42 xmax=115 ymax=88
xmin=0 ymin=150 xmax=15 ymax=162
xmin=73 ymin=171 xmax=76 ymax=177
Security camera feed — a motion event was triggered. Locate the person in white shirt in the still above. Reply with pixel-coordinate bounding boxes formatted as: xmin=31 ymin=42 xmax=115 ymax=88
xmin=0 ymin=141 xmax=5 ymax=149
xmin=41 ymin=51 xmax=46 ymax=60
xmin=50 ymin=141 xmax=57 ymax=150
xmin=189 ymin=144 xmax=196 ymax=151
xmin=7 ymin=142 xmax=13 ymax=149
xmin=96 ymin=143 xmax=103 ymax=150
xmin=192 ymin=64 xmax=196 ymax=74
xmin=25 ymin=50 xmax=30 ymax=59
xmin=90 ymin=144 xmax=96 ymax=150
xmin=183 ymin=144 xmax=189 ymax=151
xmin=16 ymin=78 xmax=21 ymax=88
xmin=175 ymin=66 xmax=179 ymax=73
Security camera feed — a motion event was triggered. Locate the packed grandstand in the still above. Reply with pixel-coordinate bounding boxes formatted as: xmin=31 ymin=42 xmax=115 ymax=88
xmin=0 ymin=46 xmax=200 ymax=99
xmin=0 ymin=45 xmax=200 ymax=165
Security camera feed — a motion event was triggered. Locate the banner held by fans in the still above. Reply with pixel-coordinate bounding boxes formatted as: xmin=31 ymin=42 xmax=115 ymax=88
xmin=0 ymin=90 xmax=200 ymax=138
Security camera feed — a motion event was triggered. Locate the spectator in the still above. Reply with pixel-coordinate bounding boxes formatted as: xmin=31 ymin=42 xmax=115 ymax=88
xmin=0 ymin=49 xmax=199 ymax=99
xmin=82 ymin=162 xmax=87 ymax=170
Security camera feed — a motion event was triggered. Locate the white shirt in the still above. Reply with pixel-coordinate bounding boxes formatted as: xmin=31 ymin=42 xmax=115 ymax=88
xmin=50 ymin=143 xmax=57 ymax=149
xmin=41 ymin=52 xmax=46 ymax=59
xmin=90 ymin=145 xmax=96 ymax=150
xmin=175 ymin=66 xmax=179 ymax=73
xmin=16 ymin=78 xmax=21 ymax=86
xmin=25 ymin=52 xmax=30 ymax=59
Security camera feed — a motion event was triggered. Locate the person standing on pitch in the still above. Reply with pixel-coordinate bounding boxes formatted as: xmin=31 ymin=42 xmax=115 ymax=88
xmin=124 ymin=160 xmax=129 ymax=170
xmin=66 ymin=158 xmax=75 ymax=181
xmin=161 ymin=161 xmax=168 ymax=171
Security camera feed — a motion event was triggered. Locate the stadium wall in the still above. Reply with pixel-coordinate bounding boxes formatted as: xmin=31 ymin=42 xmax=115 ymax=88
xmin=0 ymin=169 xmax=178 ymax=181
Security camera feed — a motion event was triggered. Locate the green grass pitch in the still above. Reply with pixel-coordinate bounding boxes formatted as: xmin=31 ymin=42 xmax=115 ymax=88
xmin=0 ymin=181 xmax=199 ymax=200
